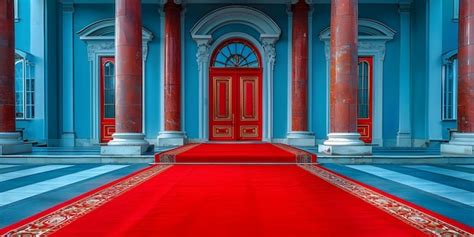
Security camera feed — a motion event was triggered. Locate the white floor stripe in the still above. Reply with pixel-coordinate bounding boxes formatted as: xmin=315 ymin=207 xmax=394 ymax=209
xmin=0 ymin=165 xmax=17 ymax=169
xmin=404 ymin=165 xmax=474 ymax=182
xmin=347 ymin=165 xmax=474 ymax=207
xmin=0 ymin=165 xmax=72 ymax=182
xmin=457 ymin=165 xmax=474 ymax=169
xmin=0 ymin=165 xmax=128 ymax=207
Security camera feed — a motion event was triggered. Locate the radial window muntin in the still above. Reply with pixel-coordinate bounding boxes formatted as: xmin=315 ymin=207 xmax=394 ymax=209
xmin=212 ymin=39 xmax=260 ymax=68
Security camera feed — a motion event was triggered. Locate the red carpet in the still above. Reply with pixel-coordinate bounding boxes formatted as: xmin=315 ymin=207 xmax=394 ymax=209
xmin=2 ymin=164 xmax=471 ymax=236
xmin=155 ymin=143 xmax=316 ymax=163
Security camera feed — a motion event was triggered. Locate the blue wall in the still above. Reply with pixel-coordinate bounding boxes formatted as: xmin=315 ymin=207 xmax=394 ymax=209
xmin=13 ymin=1 xmax=461 ymax=146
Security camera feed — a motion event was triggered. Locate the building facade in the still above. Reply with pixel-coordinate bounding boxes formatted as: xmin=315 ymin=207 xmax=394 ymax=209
xmin=4 ymin=0 xmax=469 ymax=151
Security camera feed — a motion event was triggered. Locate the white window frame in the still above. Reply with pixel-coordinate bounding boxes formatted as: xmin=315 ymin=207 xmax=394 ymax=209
xmin=441 ymin=51 xmax=458 ymax=121
xmin=14 ymin=0 xmax=19 ymax=22
xmin=453 ymin=0 xmax=459 ymax=21
xmin=15 ymin=51 xmax=35 ymax=120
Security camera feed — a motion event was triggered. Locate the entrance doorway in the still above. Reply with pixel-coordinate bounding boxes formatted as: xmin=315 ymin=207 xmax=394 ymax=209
xmin=100 ymin=56 xmax=115 ymax=143
xmin=209 ymin=39 xmax=262 ymax=141
xmin=357 ymin=56 xmax=373 ymax=143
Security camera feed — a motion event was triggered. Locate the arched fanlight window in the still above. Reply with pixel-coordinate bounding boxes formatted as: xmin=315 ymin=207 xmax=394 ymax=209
xmin=212 ymin=39 xmax=260 ymax=68
xmin=15 ymin=50 xmax=35 ymax=119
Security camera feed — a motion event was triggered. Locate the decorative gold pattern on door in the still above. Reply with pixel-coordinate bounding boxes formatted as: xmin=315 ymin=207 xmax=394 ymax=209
xmin=240 ymin=76 xmax=258 ymax=121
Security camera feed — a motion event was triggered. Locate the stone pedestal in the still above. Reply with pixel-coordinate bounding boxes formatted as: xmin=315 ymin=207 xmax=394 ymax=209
xmin=0 ymin=132 xmax=32 ymax=155
xmin=157 ymin=131 xmax=186 ymax=147
xmin=441 ymin=133 xmax=474 ymax=155
xmin=101 ymin=133 xmax=150 ymax=155
xmin=287 ymin=131 xmax=315 ymax=146
xmin=397 ymin=132 xmax=412 ymax=147
xmin=318 ymin=133 xmax=371 ymax=155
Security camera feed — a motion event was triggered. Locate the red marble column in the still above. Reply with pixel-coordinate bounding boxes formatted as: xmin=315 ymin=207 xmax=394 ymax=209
xmin=0 ymin=0 xmax=15 ymax=133
xmin=291 ymin=0 xmax=309 ymax=132
xmin=329 ymin=0 xmax=358 ymax=133
xmin=164 ymin=2 xmax=182 ymax=132
xmin=115 ymin=0 xmax=143 ymax=134
xmin=458 ymin=0 xmax=474 ymax=133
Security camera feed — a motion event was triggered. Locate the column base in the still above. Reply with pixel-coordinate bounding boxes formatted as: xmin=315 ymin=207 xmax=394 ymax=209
xmin=157 ymin=131 xmax=186 ymax=147
xmin=60 ymin=132 xmax=76 ymax=147
xmin=286 ymin=131 xmax=316 ymax=146
xmin=441 ymin=132 xmax=474 ymax=155
xmin=318 ymin=133 xmax=372 ymax=155
xmin=101 ymin=133 xmax=150 ymax=155
xmin=0 ymin=132 xmax=32 ymax=155
xmin=396 ymin=132 xmax=412 ymax=147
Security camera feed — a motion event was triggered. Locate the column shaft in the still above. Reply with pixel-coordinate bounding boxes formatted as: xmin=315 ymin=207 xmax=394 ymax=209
xmin=458 ymin=0 xmax=474 ymax=133
xmin=0 ymin=0 xmax=15 ymax=133
xmin=329 ymin=0 xmax=358 ymax=133
xmin=164 ymin=2 xmax=182 ymax=132
xmin=291 ymin=0 xmax=309 ymax=132
xmin=115 ymin=0 xmax=143 ymax=134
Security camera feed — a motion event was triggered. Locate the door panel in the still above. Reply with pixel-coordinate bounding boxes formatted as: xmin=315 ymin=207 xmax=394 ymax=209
xmin=211 ymin=76 xmax=235 ymax=140
xmin=209 ymin=70 xmax=262 ymax=141
xmin=213 ymin=77 xmax=232 ymax=121
xmin=357 ymin=56 xmax=373 ymax=143
xmin=240 ymin=76 xmax=258 ymax=121
xmin=100 ymin=57 xmax=115 ymax=143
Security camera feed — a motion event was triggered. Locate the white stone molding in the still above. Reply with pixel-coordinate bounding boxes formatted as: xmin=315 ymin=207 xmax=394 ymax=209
xmin=191 ymin=6 xmax=281 ymax=141
xmin=441 ymin=132 xmax=474 ymax=155
xmin=320 ymin=18 xmax=396 ymax=147
xmin=77 ymin=19 xmax=153 ymax=145
xmin=0 ymin=132 xmax=32 ymax=155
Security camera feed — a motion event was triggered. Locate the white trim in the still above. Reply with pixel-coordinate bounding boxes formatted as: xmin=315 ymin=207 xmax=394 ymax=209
xmin=191 ymin=6 xmax=281 ymax=39
xmin=181 ymin=8 xmax=186 ymax=133
xmin=78 ymin=19 xmax=153 ymax=144
xmin=320 ymin=19 xmax=395 ymax=146
xmin=286 ymin=4 xmax=292 ymax=137
xmin=158 ymin=7 xmax=165 ymax=134
xmin=191 ymin=6 xmax=281 ymax=141
xmin=308 ymin=6 xmax=314 ymax=133
xmin=14 ymin=0 xmax=19 ymax=22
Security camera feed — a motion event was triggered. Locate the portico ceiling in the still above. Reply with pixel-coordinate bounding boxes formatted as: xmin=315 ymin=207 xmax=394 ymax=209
xmin=65 ymin=0 xmax=413 ymax=4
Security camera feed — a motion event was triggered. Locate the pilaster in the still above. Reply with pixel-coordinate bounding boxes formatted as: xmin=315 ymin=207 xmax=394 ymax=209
xmin=60 ymin=1 xmax=76 ymax=147
xmin=397 ymin=3 xmax=412 ymax=147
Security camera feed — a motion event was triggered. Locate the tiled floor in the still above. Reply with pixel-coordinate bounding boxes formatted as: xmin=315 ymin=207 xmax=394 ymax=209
xmin=323 ymin=164 xmax=474 ymax=226
xmin=0 ymin=164 xmax=147 ymax=228
xmin=0 ymin=163 xmax=472 ymax=230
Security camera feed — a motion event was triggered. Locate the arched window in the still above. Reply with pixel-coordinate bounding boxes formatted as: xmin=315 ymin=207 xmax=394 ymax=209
xmin=103 ymin=61 xmax=115 ymax=119
xmin=358 ymin=61 xmax=370 ymax=119
xmin=15 ymin=50 xmax=35 ymax=119
xmin=211 ymin=39 xmax=260 ymax=68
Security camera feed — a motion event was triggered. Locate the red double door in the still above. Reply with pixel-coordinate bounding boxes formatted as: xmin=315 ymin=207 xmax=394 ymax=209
xmin=209 ymin=68 xmax=262 ymax=141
